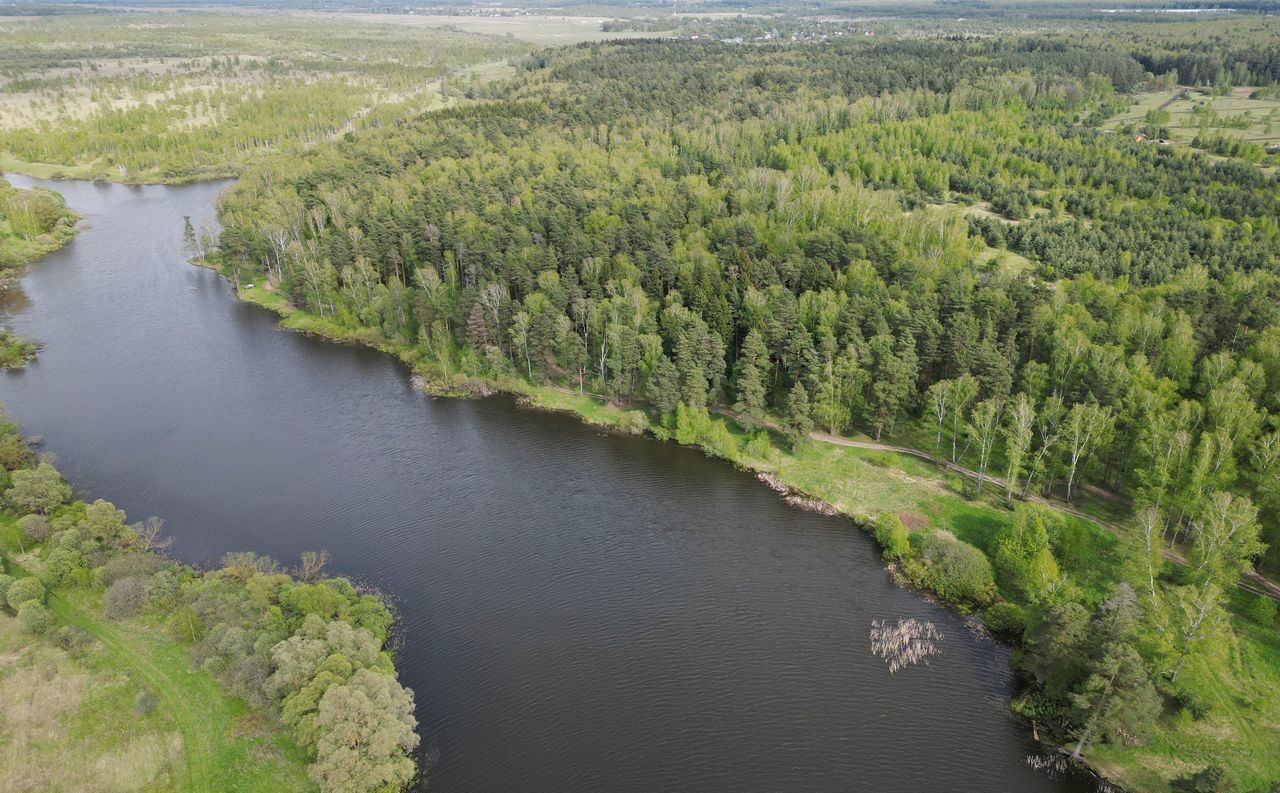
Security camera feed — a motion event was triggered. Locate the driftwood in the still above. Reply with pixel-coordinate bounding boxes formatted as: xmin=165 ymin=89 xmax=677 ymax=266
xmin=869 ymin=618 xmax=942 ymax=673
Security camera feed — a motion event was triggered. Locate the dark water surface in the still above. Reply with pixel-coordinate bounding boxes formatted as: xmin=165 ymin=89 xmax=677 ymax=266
xmin=1 ymin=175 xmax=1091 ymax=793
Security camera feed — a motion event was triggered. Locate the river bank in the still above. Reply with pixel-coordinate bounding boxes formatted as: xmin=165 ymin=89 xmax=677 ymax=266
xmin=217 ymin=261 xmax=1280 ymax=792
xmin=223 ymin=268 xmax=1124 ymax=778
xmin=1 ymin=177 xmax=81 ymax=369
xmin=0 ymin=173 xmax=1199 ymax=793
xmin=0 ymin=413 xmax=418 ymax=793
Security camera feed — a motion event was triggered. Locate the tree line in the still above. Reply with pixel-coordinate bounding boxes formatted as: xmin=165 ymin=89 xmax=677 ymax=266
xmin=215 ymin=33 xmax=1280 ymax=786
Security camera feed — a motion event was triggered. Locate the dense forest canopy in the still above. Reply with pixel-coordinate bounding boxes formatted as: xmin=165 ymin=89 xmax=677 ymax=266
xmin=219 ymin=35 xmax=1280 ymax=560
xmin=215 ymin=30 xmax=1280 ymax=786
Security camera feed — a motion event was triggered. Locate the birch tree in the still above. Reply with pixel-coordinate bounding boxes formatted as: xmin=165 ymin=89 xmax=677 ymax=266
xmin=1062 ymin=402 xmax=1114 ymax=502
xmin=1003 ymin=392 xmax=1035 ymax=501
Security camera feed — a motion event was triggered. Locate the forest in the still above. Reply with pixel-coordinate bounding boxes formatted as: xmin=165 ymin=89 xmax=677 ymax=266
xmin=212 ymin=26 xmax=1280 ymax=792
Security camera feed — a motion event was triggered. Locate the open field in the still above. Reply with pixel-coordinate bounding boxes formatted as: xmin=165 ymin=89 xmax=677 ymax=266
xmin=1105 ymin=87 xmax=1280 ymax=149
xmin=310 ymin=11 xmax=673 ymax=46
xmin=0 ymin=11 xmax=529 ymax=181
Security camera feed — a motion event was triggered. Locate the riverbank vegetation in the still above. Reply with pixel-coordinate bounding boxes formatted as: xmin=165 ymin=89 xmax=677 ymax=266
xmin=0 ymin=177 xmax=76 ymax=271
xmin=0 ymin=11 xmax=528 ymax=182
xmin=213 ymin=27 xmax=1280 ymax=790
xmin=1 ymin=177 xmax=77 ymax=367
xmin=0 ymin=411 xmax=419 ymax=793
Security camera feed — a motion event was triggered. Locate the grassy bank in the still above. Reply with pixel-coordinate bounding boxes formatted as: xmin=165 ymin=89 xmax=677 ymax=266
xmin=0 ymin=534 xmax=314 ymax=792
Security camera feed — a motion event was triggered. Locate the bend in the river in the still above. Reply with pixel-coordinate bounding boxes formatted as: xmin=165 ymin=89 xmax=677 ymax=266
xmin=0 ymin=174 xmax=1094 ymax=793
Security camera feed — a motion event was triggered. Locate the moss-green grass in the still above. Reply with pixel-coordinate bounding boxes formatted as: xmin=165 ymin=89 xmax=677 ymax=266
xmin=1 ymin=536 xmax=314 ymax=793
xmin=1089 ymin=588 xmax=1280 ymax=792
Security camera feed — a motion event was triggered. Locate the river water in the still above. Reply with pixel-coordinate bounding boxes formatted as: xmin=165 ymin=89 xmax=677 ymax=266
xmin=1 ymin=175 xmax=1092 ymax=793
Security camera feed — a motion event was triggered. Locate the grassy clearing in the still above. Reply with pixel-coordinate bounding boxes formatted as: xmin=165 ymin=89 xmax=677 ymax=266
xmin=0 ymin=12 xmax=529 ymax=182
xmin=0 ymin=541 xmax=314 ymax=793
xmin=1104 ymin=87 xmax=1280 ymax=147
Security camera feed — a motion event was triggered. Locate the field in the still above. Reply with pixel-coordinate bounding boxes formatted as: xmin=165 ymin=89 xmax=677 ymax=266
xmin=0 ymin=512 xmax=314 ymax=793
xmin=0 ymin=11 xmax=530 ymax=181
xmin=1105 ymin=87 xmax=1280 ymax=153
xmin=313 ymin=12 xmax=673 ymax=46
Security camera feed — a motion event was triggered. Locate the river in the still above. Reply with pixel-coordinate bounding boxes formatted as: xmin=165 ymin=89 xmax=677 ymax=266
xmin=1 ymin=174 xmax=1093 ymax=793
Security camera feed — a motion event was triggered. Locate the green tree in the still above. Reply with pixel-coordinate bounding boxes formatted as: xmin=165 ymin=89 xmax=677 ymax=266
xmin=1003 ymin=392 xmax=1035 ymax=501
xmin=967 ymin=397 xmax=1003 ymax=496
xmin=4 ymin=462 xmax=71 ymax=515
xmin=645 ymin=354 xmax=681 ymax=418
xmin=786 ymin=382 xmax=813 ymax=438
xmin=310 ymin=669 xmax=419 ymax=793
xmin=1068 ymin=639 xmax=1160 ymax=759
xmin=873 ymin=512 xmax=910 ymax=560
xmin=734 ymin=329 xmax=769 ymax=423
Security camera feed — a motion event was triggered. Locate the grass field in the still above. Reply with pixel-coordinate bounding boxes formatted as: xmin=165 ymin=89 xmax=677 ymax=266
xmin=1105 ymin=87 xmax=1280 ymax=149
xmin=0 ymin=517 xmax=314 ymax=793
xmin=0 ymin=12 xmax=530 ymax=182
xmin=312 ymin=11 xmax=674 ymax=46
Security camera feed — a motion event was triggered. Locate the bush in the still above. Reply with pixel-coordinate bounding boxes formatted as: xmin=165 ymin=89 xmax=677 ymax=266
xmin=135 ymin=690 xmax=159 ymax=715
xmin=982 ymin=602 xmax=1027 ymax=636
xmin=912 ymin=530 xmax=997 ymax=607
xmin=617 ymin=410 xmax=649 ymax=435
xmin=17 ymin=601 xmax=54 ymax=634
xmin=53 ymin=624 xmax=95 ymax=654
xmin=41 ymin=547 xmax=86 ymax=588
xmin=17 ymin=514 xmax=50 ymax=544
xmin=104 ymin=577 xmax=150 ymax=620
xmin=1171 ymin=765 xmax=1235 ymax=793
xmin=1244 ymin=595 xmax=1277 ymax=627
xmin=6 ymin=576 xmax=44 ymax=610
xmin=0 ymin=574 xmax=13 ymax=605
xmin=873 ymin=513 xmax=911 ymax=560
xmin=98 ymin=552 xmax=167 ymax=587
xmin=742 ymin=430 xmax=776 ymax=463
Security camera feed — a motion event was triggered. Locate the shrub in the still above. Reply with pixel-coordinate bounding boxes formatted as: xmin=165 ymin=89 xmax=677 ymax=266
xmin=53 ymin=624 xmax=95 ymax=654
xmin=873 ymin=513 xmax=911 ymax=560
xmin=135 ymin=690 xmax=159 ymax=715
xmin=982 ymin=602 xmax=1027 ymax=636
xmin=0 ymin=574 xmax=13 ymax=605
xmin=913 ymin=530 xmax=997 ymax=607
xmin=742 ymin=430 xmax=776 ymax=463
xmin=1171 ymin=765 xmax=1235 ymax=793
xmin=17 ymin=514 xmax=50 ymax=544
xmin=41 ymin=547 xmax=86 ymax=588
xmin=1244 ymin=595 xmax=1277 ymax=627
xmin=617 ymin=410 xmax=649 ymax=436
xmin=99 ymin=552 xmax=167 ymax=587
xmin=6 ymin=576 xmax=44 ymax=610
xmin=17 ymin=601 xmax=54 ymax=634
xmin=104 ymin=577 xmax=150 ymax=620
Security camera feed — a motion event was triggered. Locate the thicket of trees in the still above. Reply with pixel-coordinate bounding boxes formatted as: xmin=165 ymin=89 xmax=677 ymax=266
xmin=215 ymin=34 xmax=1279 ymax=782
xmin=0 ymin=413 xmax=419 ymax=793
xmin=0 ymin=179 xmax=77 ymax=270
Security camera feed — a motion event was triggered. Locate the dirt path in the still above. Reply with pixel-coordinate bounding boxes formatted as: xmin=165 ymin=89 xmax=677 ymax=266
xmin=711 ymin=407 xmax=1280 ymax=603
xmin=45 ymin=590 xmax=215 ymax=793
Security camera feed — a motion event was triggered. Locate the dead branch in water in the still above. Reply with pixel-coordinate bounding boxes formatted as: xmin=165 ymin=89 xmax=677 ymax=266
xmin=870 ymin=618 xmax=942 ymax=673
